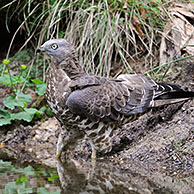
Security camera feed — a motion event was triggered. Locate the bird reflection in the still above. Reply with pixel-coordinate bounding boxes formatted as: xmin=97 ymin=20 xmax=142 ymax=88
xmin=57 ymin=159 xmax=92 ymax=192
xmin=57 ymin=157 xmax=188 ymax=194
xmin=56 ymin=158 xmax=152 ymax=194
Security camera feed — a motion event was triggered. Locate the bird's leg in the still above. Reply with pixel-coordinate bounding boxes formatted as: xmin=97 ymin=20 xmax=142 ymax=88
xmin=56 ymin=127 xmax=85 ymax=161
xmin=91 ymin=149 xmax=96 ymax=159
xmin=56 ymin=131 xmax=67 ymax=160
xmin=87 ymin=125 xmax=113 ymax=161
xmin=89 ymin=139 xmax=97 ymax=162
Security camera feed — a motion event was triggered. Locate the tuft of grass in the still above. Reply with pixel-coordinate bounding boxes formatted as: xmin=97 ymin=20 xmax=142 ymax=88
xmin=144 ymin=54 xmax=194 ymax=81
xmin=63 ymin=0 xmax=169 ymax=76
xmin=2 ymin=0 xmax=172 ymax=77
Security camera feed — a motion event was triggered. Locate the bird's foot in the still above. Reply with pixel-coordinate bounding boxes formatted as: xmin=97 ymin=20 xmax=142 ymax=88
xmin=56 ymin=150 xmax=71 ymax=163
xmin=56 ymin=151 xmax=63 ymax=163
xmin=91 ymin=150 xmax=96 ymax=160
xmin=56 ymin=151 xmax=62 ymax=159
xmin=91 ymin=149 xmax=97 ymax=168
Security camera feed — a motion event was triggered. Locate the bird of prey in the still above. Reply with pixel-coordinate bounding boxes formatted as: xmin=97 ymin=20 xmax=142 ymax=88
xmin=37 ymin=39 xmax=194 ymax=160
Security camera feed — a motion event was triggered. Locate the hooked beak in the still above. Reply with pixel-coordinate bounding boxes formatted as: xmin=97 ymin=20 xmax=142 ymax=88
xmin=36 ymin=46 xmax=45 ymax=53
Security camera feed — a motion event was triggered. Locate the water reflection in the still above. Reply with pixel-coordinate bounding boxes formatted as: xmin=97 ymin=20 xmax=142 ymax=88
xmin=1 ymin=145 xmax=193 ymax=194
xmin=0 ymin=158 xmax=61 ymax=193
xmin=56 ymin=159 xmax=182 ymax=194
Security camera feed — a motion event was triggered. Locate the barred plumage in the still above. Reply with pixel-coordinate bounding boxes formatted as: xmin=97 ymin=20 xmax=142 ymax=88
xmin=37 ymin=38 xmax=194 ymax=160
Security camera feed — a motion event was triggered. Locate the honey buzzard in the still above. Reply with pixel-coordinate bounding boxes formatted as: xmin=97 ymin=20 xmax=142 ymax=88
xmin=37 ymin=39 xmax=194 ymax=160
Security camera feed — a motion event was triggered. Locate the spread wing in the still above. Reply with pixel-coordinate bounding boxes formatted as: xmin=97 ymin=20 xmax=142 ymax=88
xmin=66 ymin=74 xmax=157 ymax=122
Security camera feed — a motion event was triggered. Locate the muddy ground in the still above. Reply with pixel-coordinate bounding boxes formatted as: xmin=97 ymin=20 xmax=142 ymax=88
xmin=0 ymin=60 xmax=194 ymax=193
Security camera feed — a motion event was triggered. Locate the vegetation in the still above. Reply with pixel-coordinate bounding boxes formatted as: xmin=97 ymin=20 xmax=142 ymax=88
xmin=0 ymin=56 xmax=52 ymax=126
xmin=0 ymin=0 xmax=193 ymax=126
xmin=0 ymin=160 xmax=60 ymax=194
xmin=2 ymin=0 xmax=173 ymax=76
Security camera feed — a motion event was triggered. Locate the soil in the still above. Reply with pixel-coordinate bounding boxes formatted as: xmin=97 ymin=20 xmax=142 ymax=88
xmin=0 ymin=59 xmax=194 ymax=194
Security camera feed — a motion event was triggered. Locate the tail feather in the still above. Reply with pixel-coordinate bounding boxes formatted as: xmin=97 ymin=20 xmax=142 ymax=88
xmin=154 ymin=82 xmax=181 ymax=97
xmin=154 ymin=82 xmax=194 ymax=107
xmin=155 ymin=91 xmax=194 ymax=100
xmin=154 ymin=97 xmax=191 ymax=107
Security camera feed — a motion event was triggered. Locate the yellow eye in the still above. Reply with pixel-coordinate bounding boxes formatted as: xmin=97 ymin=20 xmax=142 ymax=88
xmin=51 ymin=43 xmax=58 ymax=50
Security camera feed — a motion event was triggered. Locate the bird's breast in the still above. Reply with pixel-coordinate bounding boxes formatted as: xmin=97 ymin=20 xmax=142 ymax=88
xmin=45 ymin=69 xmax=71 ymax=118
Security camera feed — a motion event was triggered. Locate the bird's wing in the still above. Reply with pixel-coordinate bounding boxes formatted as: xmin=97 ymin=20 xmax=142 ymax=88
xmin=66 ymin=74 xmax=157 ymax=122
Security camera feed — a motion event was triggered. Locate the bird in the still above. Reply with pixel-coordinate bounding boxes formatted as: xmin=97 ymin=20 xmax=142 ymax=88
xmin=37 ymin=38 xmax=194 ymax=160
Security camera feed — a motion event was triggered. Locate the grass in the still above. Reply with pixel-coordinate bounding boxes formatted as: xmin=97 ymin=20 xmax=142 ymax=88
xmin=1 ymin=0 xmax=174 ymax=78
xmin=144 ymin=54 xmax=194 ymax=80
xmin=63 ymin=0 xmax=168 ymax=76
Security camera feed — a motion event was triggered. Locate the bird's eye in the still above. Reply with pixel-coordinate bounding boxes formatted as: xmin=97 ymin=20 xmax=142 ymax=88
xmin=51 ymin=43 xmax=58 ymax=50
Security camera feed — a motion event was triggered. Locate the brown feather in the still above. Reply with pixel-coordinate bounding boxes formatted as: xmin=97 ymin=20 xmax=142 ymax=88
xmin=38 ymin=38 xmax=194 ymax=160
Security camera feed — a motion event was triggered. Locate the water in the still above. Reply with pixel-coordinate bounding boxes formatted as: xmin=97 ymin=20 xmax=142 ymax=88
xmin=1 ymin=157 xmax=193 ymax=194
xmin=0 ymin=159 xmax=61 ymax=194
xmin=0 ymin=141 xmax=193 ymax=194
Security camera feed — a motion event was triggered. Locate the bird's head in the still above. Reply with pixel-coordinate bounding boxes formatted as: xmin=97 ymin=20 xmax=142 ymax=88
xmin=37 ymin=39 xmax=76 ymax=64
xmin=37 ymin=38 xmax=85 ymax=78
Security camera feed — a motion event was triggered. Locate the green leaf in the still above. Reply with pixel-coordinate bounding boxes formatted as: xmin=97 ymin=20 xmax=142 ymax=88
xmin=35 ymin=83 xmax=46 ymax=96
xmin=11 ymin=112 xmax=34 ymax=122
xmin=11 ymin=108 xmax=42 ymax=122
xmin=13 ymin=166 xmax=35 ymax=176
xmin=16 ymin=91 xmax=31 ymax=103
xmin=45 ymin=107 xmax=53 ymax=117
xmin=24 ymin=108 xmax=39 ymax=114
xmin=48 ymin=173 xmax=58 ymax=183
xmin=0 ymin=108 xmax=11 ymax=118
xmin=39 ymin=106 xmax=47 ymax=112
xmin=0 ymin=160 xmax=35 ymax=176
xmin=25 ymin=108 xmax=44 ymax=119
xmin=16 ymin=176 xmax=29 ymax=184
xmin=0 ymin=74 xmax=11 ymax=86
xmin=0 ymin=160 xmax=14 ymax=176
xmin=32 ymin=78 xmax=45 ymax=84
xmin=12 ymin=75 xmax=27 ymax=85
xmin=3 ymin=91 xmax=31 ymax=110
xmin=0 ymin=74 xmax=28 ymax=86
xmin=0 ymin=118 xmax=12 ymax=126
xmin=0 ymin=75 xmax=28 ymax=86
xmin=3 ymin=96 xmax=17 ymax=110
xmin=4 ymin=182 xmax=17 ymax=194
xmin=37 ymin=187 xmax=50 ymax=194
xmin=4 ymin=182 xmax=33 ymax=194
xmin=31 ymin=79 xmax=46 ymax=96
